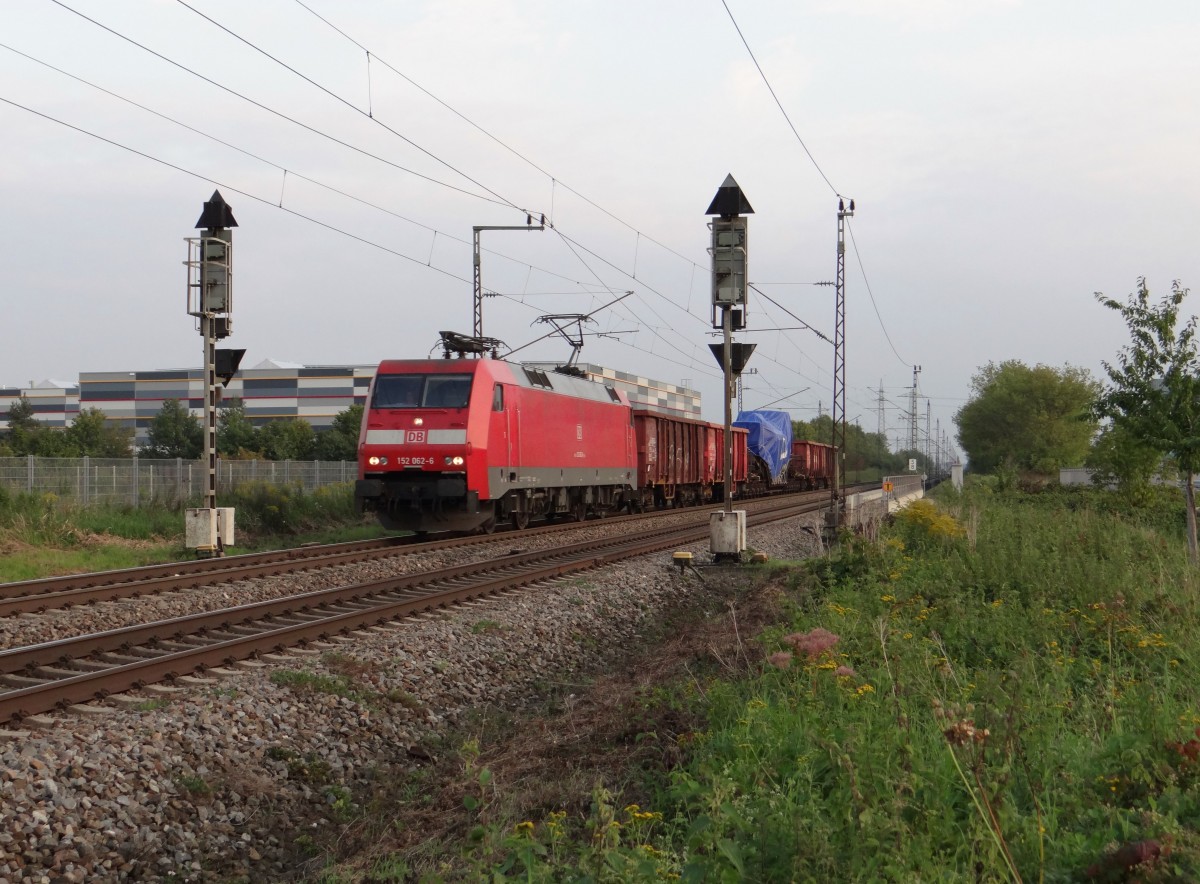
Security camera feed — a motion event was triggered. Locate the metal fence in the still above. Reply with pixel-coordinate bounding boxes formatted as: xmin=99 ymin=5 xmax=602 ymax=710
xmin=0 ymin=456 xmax=357 ymax=507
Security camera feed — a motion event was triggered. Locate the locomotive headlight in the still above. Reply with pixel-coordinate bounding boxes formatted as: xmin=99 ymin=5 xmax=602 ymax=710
xmin=368 ymin=456 xmax=388 ymax=466
xmin=444 ymin=455 xmax=464 ymax=466
xmin=413 ymin=417 xmax=424 ymax=426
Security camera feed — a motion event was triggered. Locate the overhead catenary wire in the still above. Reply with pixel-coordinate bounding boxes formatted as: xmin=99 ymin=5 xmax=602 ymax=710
xmin=0 ymin=69 xmax=720 ymax=387
xmin=747 ymin=283 xmax=832 ymax=343
xmin=31 ymin=2 xmax=898 ymax=417
xmin=301 ymin=14 xmax=862 ymax=411
xmin=47 ymin=0 xmax=522 ymax=212
xmin=80 ymin=0 xmax=851 ymax=395
xmin=170 ymin=0 xmax=533 ymax=217
xmin=322 ymin=38 xmax=742 ymax=388
xmin=49 ymin=0 xmax=726 ymax=373
xmin=0 ymin=42 xmax=606 ymax=295
xmin=846 ymin=220 xmax=910 ymax=367
xmin=719 ymin=0 xmax=919 ymax=385
xmin=551 ymin=229 xmax=708 ymax=369
xmin=0 ymin=94 xmax=492 ymax=292
xmin=718 ymin=0 xmax=839 ymax=198
xmin=289 ymin=0 xmax=711 ymax=271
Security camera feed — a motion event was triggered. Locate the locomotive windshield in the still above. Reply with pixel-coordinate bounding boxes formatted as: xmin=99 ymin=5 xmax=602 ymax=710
xmin=372 ymin=374 xmax=473 ymax=409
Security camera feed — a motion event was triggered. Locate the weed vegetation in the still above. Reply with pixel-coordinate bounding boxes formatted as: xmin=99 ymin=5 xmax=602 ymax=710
xmin=0 ymin=482 xmax=383 ymax=581
xmin=375 ymin=484 xmax=1200 ymax=882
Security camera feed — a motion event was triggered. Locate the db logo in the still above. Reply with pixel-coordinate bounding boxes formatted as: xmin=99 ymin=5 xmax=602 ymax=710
xmin=406 ymin=430 xmax=426 ymax=443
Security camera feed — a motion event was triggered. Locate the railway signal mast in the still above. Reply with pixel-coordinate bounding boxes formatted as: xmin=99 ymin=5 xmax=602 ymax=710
xmin=184 ymin=191 xmax=245 ymax=557
xmin=705 ymin=175 xmax=755 ymax=561
xmin=828 ymin=197 xmax=854 ymax=541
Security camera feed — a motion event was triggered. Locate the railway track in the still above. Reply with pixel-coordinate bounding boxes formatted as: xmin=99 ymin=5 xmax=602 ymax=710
xmin=0 ymin=487 xmax=856 ymax=617
xmin=0 ymin=494 xmax=830 ymax=723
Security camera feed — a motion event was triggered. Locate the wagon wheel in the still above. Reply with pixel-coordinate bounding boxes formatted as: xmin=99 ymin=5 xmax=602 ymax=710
xmin=572 ymin=501 xmax=588 ymax=522
xmin=510 ymin=509 xmax=530 ymax=530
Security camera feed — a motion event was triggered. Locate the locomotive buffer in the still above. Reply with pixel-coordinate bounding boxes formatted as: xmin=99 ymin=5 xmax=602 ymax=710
xmin=705 ymin=175 xmax=755 ymax=561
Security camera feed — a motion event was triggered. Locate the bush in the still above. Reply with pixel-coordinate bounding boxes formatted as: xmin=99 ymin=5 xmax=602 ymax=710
xmin=892 ymin=498 xmax=966 ymax=549
xmin=222 ymin=481 xmax=359 ymax=536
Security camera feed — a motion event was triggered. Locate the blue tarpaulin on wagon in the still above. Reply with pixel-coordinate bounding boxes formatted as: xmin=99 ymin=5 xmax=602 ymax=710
xmin=734 ymin=410 xmax=793 ymax=484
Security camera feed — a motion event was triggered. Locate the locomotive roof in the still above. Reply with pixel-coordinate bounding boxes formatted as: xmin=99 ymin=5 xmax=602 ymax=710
xmin=374 ymin=358 xmax=628 ymax=407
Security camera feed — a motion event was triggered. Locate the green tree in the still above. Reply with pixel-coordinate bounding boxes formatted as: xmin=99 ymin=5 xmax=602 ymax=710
xmin=142 ymin=399 xmax=203 ymax=459
xmin=17 ymin=427 xmax=73 ymax=457
xmin=217 ymin=398 xmax=260 ymax=457
xmin=314 ymin=404 xmax=363 ymax=461
xmin=1094 ymin=278 xmax=1200 ymax=563
xmin=65 ymin=408 xmax=134 ymax=457
xmin=954 ymin=361 xmax=1099 ymax=474
xmin=4 ymin=395 xmax=43 ymax=454
xmin=5 ymin=395 xmax=39 ymax=434
xmin=793 ymin=414 xmax=903 ymax=477
xmin=1086 ymin=423 xmax=1163 ymax=503
xmin=258 ymin=418 xmax=316 ymax=461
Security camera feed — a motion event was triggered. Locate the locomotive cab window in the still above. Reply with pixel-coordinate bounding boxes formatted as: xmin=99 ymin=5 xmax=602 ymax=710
xmin=372 ymin=375 xmax=423 ymax=409
xmin=492 ymin=384 xmax=504 ymax=412
xmin=372 ymin=374 xmax=473 ymax=409
xmin=425 ymin=375 xmax=472 ymax=408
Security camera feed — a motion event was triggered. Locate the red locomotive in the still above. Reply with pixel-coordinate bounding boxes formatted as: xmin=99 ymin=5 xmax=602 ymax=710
xmin=355 ymin=355 xmax=749 ymax=534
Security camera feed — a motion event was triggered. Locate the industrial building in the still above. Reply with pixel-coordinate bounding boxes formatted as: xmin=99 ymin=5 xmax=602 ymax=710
xmin=2 ymin=361 xmax=372 ymax=444
xmin=75 ymin=359 xmax=376 ymax=444
xmin=3 ymin=359 xmax=698 ymax=444
xmin=0 ymin=380 xmax=80 ymax=432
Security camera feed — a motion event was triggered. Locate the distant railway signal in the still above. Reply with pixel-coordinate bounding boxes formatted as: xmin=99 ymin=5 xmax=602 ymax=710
xmin=183 ymin=190 xmax=241 ymax=558
xmin=706 ymin=175 xmax=754 ymax=560
xmin=187 ymin=190 xmax=236 ymax=320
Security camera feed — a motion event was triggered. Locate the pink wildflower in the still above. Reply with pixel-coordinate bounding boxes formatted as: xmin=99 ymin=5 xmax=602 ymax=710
xmin=783 ymin=627 xmax=841 ymax=660
xmin=833 ymin=665 xmax=856 ymax=677
xmin=767 ymin=651 xmax=793 ymax=670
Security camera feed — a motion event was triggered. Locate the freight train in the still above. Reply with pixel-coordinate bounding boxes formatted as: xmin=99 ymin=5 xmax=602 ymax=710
xmin=354 ymin=354 xmax=834 ymax=534
xmin=733 ymin=410 xmax=836 ymax=491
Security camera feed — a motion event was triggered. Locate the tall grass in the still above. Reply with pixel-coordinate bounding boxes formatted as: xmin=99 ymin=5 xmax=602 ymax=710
xmin=457 ymin=487 xmax=1200 ymax=881
xmin=0 ymin=482 xmax=381 ymax=581
xmin=219 ymin=481 xmax=361 ymax=537
xmin=0 ymin=486 xmax=185 ymax=581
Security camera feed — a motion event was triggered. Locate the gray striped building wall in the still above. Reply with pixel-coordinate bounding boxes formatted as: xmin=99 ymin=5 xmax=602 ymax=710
xmin=7 ymin=359 xmax=702 ymax=441
xmin=525 ymin=362 xmax=701 ymax=419
xmin=0 ymin=382 xmax=80 ymax=432
xmin=79 ymin=362 xmax=376 ymax=444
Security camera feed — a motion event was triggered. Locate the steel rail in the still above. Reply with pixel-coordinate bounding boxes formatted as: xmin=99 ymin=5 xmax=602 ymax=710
xmin=0 ymin=521 xmax=702 ymax=675
xmin=0 ymin=536 xmax=407 ymax=599
xmin=0 ymin=497 xmax=826 ymax=722
xmin=0 ymin=511 xmax=620 ymax=616
xmin=0 ymin=487 xmax=855 ymax=617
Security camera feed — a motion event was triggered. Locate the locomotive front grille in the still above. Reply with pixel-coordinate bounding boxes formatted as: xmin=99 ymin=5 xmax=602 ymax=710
xmin=376 ymin=472 xmax=467 ymax=502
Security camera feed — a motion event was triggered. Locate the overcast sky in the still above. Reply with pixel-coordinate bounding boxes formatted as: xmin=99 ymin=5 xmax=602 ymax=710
xmin=3 ymin=0 xmax=1198 ymax=457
